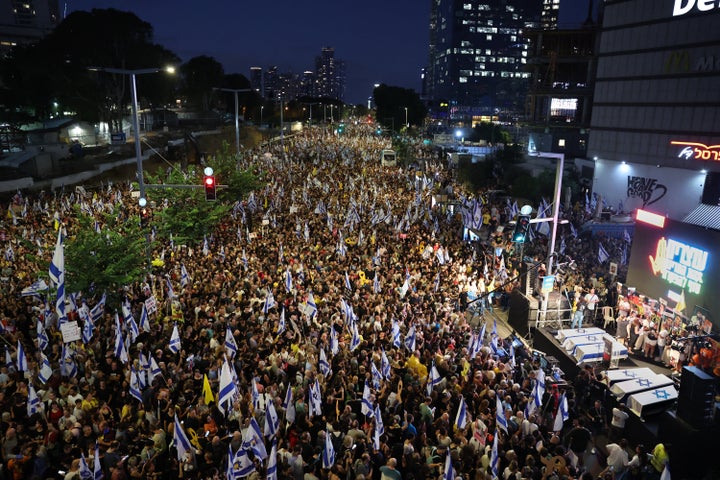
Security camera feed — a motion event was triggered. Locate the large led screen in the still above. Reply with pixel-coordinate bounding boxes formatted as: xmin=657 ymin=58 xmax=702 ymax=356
xmin=626 ymin=215 xmax=720 ymax=332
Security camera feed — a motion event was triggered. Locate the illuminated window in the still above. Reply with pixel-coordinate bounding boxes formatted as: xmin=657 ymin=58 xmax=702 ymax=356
xmin=459 ymin=77 xmax=468 ymax=83
xmin=558 ymin=139 xmax=566 ymax=147
xmin=464 ymin=3 xmax=472 ymax=9
xmin=550 ymin=98 xmax=578 ymax=118
xmin=486 ymin=35 xmax=493 ymax=40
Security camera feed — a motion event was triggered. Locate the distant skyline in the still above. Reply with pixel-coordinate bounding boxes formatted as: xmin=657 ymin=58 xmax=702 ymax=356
xmin=68 ymin=1 xmax=594 ymax=104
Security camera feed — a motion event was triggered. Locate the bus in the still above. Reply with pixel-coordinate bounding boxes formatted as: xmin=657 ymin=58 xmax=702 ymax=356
xmin=380 ymin=149 xmax=397 ymax=166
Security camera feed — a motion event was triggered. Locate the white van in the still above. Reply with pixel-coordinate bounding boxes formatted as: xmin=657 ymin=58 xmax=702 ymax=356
xmin=380 ymin=149 xmax=397 ymax=166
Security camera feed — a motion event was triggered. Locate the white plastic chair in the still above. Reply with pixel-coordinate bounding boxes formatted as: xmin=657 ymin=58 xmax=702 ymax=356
xmin=602 ymin=306 xmax=616 ymax=329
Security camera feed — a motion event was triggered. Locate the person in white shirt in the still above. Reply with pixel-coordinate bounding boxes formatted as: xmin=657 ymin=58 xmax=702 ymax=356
xmin=583 ymin=288 xmax=599 ymax=325
xmin=609 ymin=405 xmax=629 ymax=442
xmin=602 ymin=438 xmax=630 ymax=477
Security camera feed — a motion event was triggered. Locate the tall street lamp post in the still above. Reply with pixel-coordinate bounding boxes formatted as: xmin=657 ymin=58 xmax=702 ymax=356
xmin=214 ymin=87 xmax=252 ymax=156
xmin=531 ymin=151 xmax=565 ymax=327
xmin=405 ymin=107 xmax=409 ymax=128
xmin=88 ymin=66 xmax=174 ymax=203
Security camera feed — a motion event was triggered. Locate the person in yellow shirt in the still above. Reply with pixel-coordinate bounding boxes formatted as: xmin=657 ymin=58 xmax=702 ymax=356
xmin=81 ymin=390 xmax=99 ymax=413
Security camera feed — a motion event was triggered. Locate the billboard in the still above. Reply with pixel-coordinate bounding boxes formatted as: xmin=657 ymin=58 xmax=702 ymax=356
xmin=626 ymin=211 xmax=720 ymax=332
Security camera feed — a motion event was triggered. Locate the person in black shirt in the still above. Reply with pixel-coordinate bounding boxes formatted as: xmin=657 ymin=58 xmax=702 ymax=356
xmin=564 ymin=418 xmax=592 ymax=467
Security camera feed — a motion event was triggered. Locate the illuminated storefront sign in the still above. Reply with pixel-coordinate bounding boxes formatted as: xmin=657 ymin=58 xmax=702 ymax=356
xmin=673 ymin=0 xmax=720 ymax=17
xmin=649 ymin=236 xmax=708 ymax=294
xmin=671 ymin=140 xmax=720 ymax=161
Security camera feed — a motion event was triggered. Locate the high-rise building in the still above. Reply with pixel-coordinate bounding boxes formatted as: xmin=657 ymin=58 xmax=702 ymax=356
xmin=541 ymin=0 xmax=560 ymax=29
xmin=427 ymin=0 xmax=542 ymax=122
xmin=0 ymin=0 xmax=60 ymax=57
xmin=249 ymin=67 xmax=263 ymax=97
xmin=315 ymin=47 xmax=345 ymax=101
xmin=264 ymin=66 xmax=279 ymax=100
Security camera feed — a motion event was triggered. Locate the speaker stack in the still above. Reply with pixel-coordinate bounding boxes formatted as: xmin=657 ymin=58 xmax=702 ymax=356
xmin=676 ymin=366 xmax=716 ymax=429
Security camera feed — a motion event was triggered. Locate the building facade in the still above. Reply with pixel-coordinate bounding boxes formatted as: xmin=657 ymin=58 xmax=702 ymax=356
xmin=0 ymin=0 xmax=59 ymax=57
xmin=587 ymin=0 xmax=720 ymax=220
xmin=427 ymin=0 xmax=542 ymax=121
xmin=314 ymin=47 xmax=345 ymax=101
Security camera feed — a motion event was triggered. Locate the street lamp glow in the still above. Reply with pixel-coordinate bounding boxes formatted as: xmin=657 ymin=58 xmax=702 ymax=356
xmin=455 ymin=130 xmax=462 ymax=138
xmin=520 ymin=205 xmax=532 ymax=215
xmin=138 ymin=197 xmax=147 ymax=207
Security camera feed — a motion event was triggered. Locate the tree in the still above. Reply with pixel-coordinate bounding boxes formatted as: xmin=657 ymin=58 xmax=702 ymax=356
xmin=373 ymin=84 xmax=426 ymax=132
xmin=0 ymin=8 xmax=179 ymax=128
xmin=180 ymin=55 xmax=225 ymax=111
xmin=145 ymin=144 xmax=261 ymax=245
xmin=65 ymin=210 xmax=150 ymax=308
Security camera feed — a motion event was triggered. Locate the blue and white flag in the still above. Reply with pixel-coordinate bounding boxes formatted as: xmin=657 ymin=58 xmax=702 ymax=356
xmin=392 ymin=320 xmax=401 ymax=348
xmin=277 ymin=308 xmax=286 ymax=336
xmin=308 ymin=379 xmax=323 ymax=418
xmin=361 ymin=381 xmax=374 ymax=417
xmin=322 ymin=429 xmax=336 ymax=469
xmin=251 ymin=378 xmax=260 ymax=412
xmin=285 ymin=267 xmax=293 ymax=293
xmin=37 ymin=320 xmax=49 ymax=351
xmin=305 ymin=292 xmax=318 ymax=319
xmin=569 ymin=222 xmax=578 ymax=238
xmin=129 ymin=367 xmax=143 ymax=403
xmin=148 ymin=354 xmax=161 ymax=384
xmin=242 ymin=418 xmax=268 ymax=460
xmin=60 ymin=344 xmax=77 ymax=378
xmin=264 ymin=399 xmax=280 ymax=438
xmin=404 ymin=325 xmax=416 ymax=352
xmin=21 ymin=279 xmax=48 ymax=298
xmin=93 ymin=443 xmax=103 ymax=480
xmin=202 ymin=235 xmax=210 ymax=256
xmin=621 ymin=244 xmax=628 ymax=266
xmin=344 ymin=271 xmax=352 ymax=291
xmin=127 ymin=317 xmax=139 ymax=345
xmin=49 ymin=229 xmax=66 ymax=323
xmin=455 ymin=395 xmax=469 ymax=430
xmin=38 ymin=353 xmax=53 ymax=384
xmin=267 ymin=441 xmax=278 ymax=480
xmin=490 ymin=428 xmax=500 ymax=479
xmin=371 ymin=362 xmax=383 ymax=390
xmin=623 ymin=229 xmax=632 ymax=244
xmin=173 ymin=414 xmax=193 ymax=462
xmin=434 ymin=272 xmax=440 ymax=293
xmin=319 ymin=348 xmax=332 ymax=377
xmin=598 ymin=243 xmax=610 ymax=264
xmin=218 ymin=359 xmax=237 ymax=415
xmin=16 ymin=340 xmax=27 ymax=372
xmin=524 ymin=383 xmax=542 ymax=419
xmin=114 ymin=325 xmax=128 ymax=364
xmin=552 ymin=392 xmax=569 ymax=432
xmin=381 ymin=349 xmax=392 ymax=379
xmin=350 ymin=322 xmax=361 ymax=352
xmin=427 ymin=361 xmax=442 ymax=395
xmin=329 ymin=325 xmax=339 ymax=356
xmin=168 ymin=323 xmax=181 ymax=354
xmin=443 ymin=449 xmax=455 ymax=480
xmin=225 ymin=327 xmax=238 ymax=359
xmin=180 ymin=264 xmax=190 ymax=287
xmin=283 ymin=384 xmax=295 ymax=424
xmin=263 ymin=291 xmax=276 ymax=314
xmin=229 ymin=446 xmax=255 ymax=479
xmin=139 ymin=304 xmax=150 ymax=332
xmin=165 ymin=276 xmax=175 ymax=300
xmin=496 ymin=394 xmax=508 ymax=433
xmin=79 ymin=454 xmax=92 ymax=480
xmin=27 ymin=383 xmax=41 ymax=416
xmin=373 ymin=272 xmax=381 ymax=293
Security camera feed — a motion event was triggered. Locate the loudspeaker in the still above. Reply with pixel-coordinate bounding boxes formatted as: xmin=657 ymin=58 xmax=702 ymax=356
xmin=676 ymin=366 xmax=716 ymax=428
xmin=701 ymin=171 xmax=720 ymax=205
xmin=508 ymin=289 xmax=534 ymax=336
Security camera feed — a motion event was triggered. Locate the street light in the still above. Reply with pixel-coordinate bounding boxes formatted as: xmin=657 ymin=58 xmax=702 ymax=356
xmin=530 ymin=151 xmax=565 ymax=327
xmin=214 ymin=87 xmax=252 ymax=156
xmin=404 ymin=107 xmax=408 ymax=128
xmin=260 ymin=106 xmax=264 ymax=126
xmin=88 ymin=65 xmax=175 ymax=203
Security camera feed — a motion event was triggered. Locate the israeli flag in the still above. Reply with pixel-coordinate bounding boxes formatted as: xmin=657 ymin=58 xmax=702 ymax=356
xmin=38 ymin=354 xmax=53 ymax=384
xmin=308 ymin=379 xmax=323 ymax=418
xmin=455 ymin=395 xmax=469 ymax=430
xmin=350 ymin=322 xmax=361 ymax=351
xmin=598 ymin=243 xmax=610 ymax=264
xmin=404 ymin=325 xmax=416 ymax=352
xmin=168 ymin=324 xmax=181 ymax=354
xmin=427 ymin=361 xmax=442 ymax=395
xmin=263 ymin=291 xmax=276 ymax=314
xmin=319 ymin=348 xmax=332 ymax=377
xmin=229 ymin=446 xmax=255 ymax=479
xmin=392 ymin=320 xmax=401 ymax=348
xmin=381 ymin=349 xmax=392 ymax=379
xmin=173 ymin=414 xmax=193 ymax=462
xmin=27 ymin=383 xmax=41 ymax=416
xmin=344 ymin=271 xmax=352 ymax=291
xmin=306 ymin=292 xmax=318 ymax=319
xmin=443 ymin=450 xmax=455 ymax=480
xmin=283 ymin=384 xmax=295 ymax=424
xmin=264 ymin=400 xmax=280 ymax=438
xmin=322 ymin=430 xmax=336 ymax=469
xmin=139 ymin=304 xmax=150 ymax=332
xmin=552 ymin=392 xmax=569 ymax=432
xmin=129 ymin=367 xmax=143 ymax=402
xmin=330 ymin=326 xmax=339 ymax=356
xmin=225 ymin=327 xmax=238 ymax=359
xmin=267 ymin=442 xmax=278 ymax=480
xmin=496 ymin=394 xmax=508 ymax=433
xmin=242 ymin=418 xmax=268 ymax=460
xmin=16 ymin=340 xmax=28 ymax=372
xmin=490 ymin=428 xmax=500 ymax=479
xmin=180 ymin=264 xmax=190 ymax=287
xmin=285 ymin=267 xmax=293 ymax=293
xmin=37 ymin=320 xmax=49 ymax=351
xmin=218 ymin=360 xmax=237 ymax=416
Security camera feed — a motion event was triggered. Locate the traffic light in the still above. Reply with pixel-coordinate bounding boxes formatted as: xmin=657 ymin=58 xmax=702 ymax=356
xmin=512 ymin=214 xmax=531 ymax=243
xmin=337 ymin=123 xmax=345 ymax=135
xmin=140 ymin=208 xmax=151 ymax=228
xmin=204 ymin=175 xmax=216 ymax=201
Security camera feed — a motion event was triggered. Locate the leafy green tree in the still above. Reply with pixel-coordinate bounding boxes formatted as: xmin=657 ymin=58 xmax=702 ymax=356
xmin=65 ymin=210 xmax=149 ymax=308
xmin=145 ymin=144 xmax=261 ymax=245
xmin=469 ymin=122 xmax=512 ymax=145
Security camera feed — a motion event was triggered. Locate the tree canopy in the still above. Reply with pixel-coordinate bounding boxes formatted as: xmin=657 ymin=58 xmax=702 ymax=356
xmin=373 ymin=84 xmax=426 ymax=132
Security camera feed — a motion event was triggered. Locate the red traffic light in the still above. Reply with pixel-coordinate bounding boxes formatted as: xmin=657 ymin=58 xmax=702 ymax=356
xmin=203 ymin=175 xmax=217 ymax=201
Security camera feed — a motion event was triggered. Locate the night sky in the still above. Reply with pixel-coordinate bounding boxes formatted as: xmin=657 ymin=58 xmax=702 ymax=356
xmin=68 ymin=0 xmax=593 ymax=105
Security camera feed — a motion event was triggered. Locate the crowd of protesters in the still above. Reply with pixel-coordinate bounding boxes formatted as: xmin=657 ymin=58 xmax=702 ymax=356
xmin=0 ymin=123 xmax=669 ymax=480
